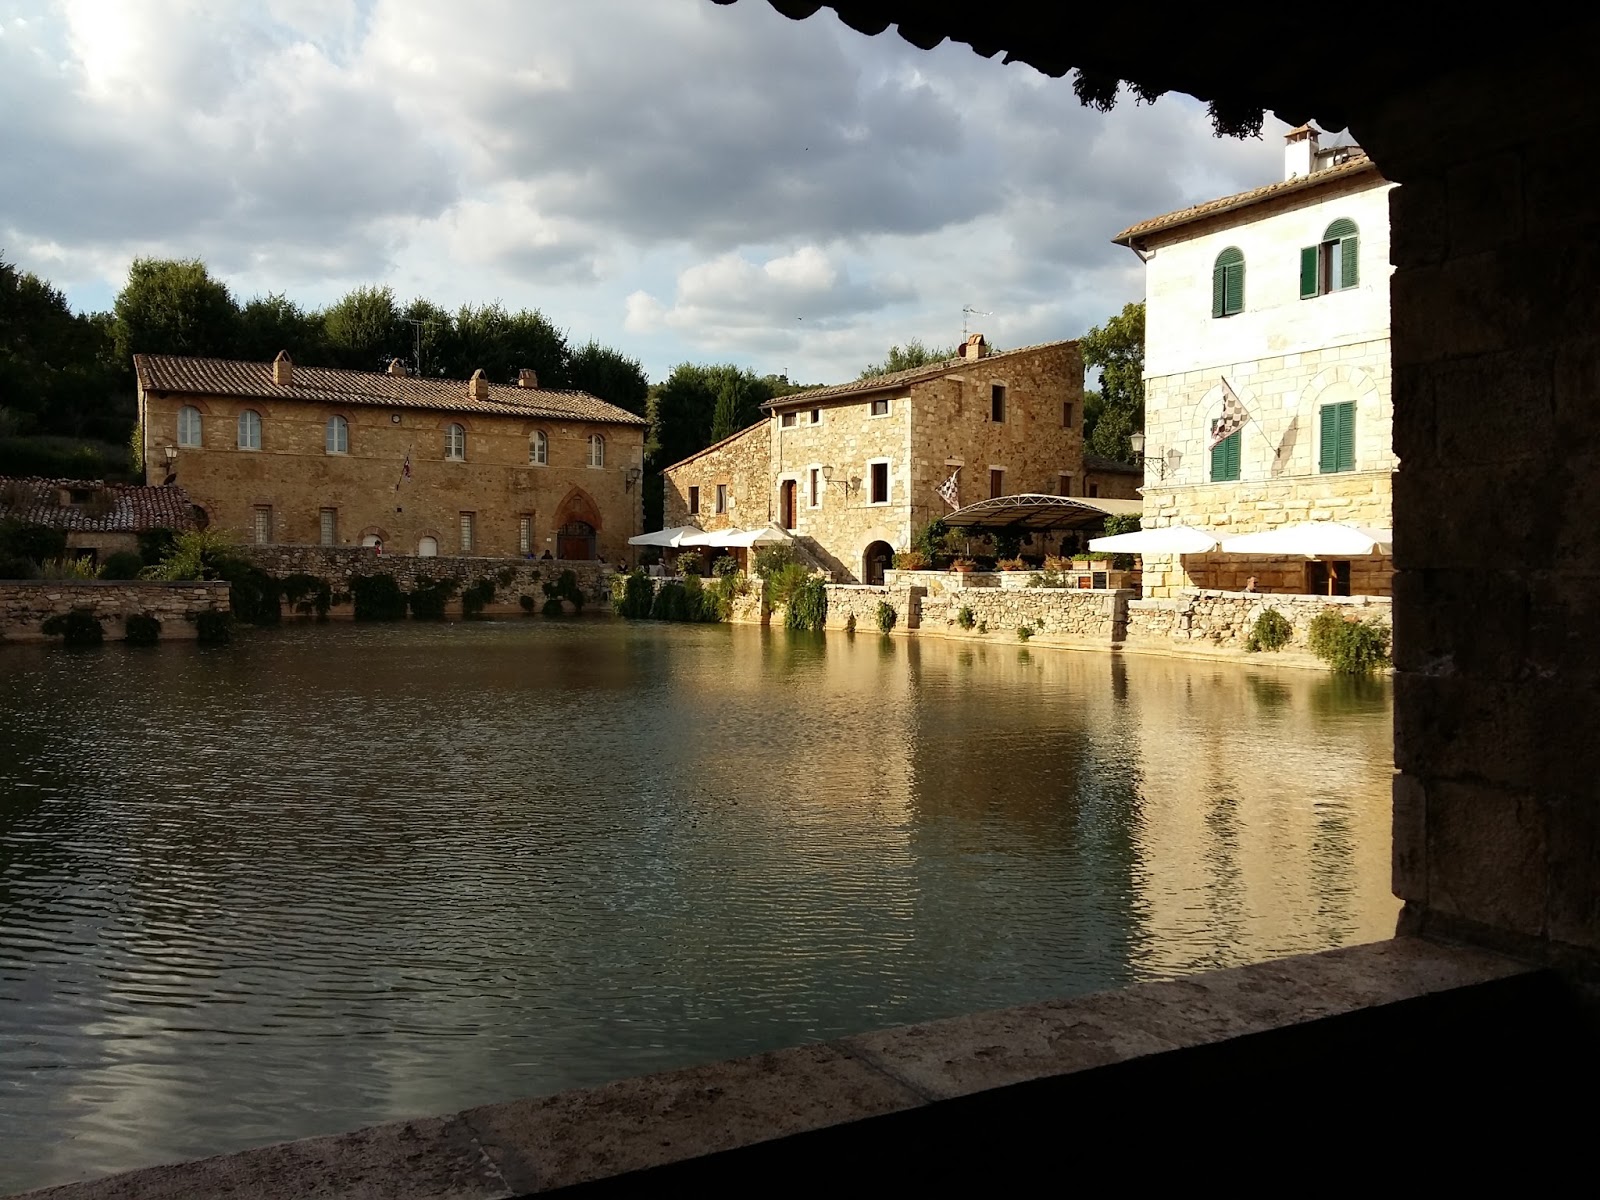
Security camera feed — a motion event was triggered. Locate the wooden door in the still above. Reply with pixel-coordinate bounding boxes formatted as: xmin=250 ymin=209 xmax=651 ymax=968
xmin=781 ymin=480 xmax=797 ymax=530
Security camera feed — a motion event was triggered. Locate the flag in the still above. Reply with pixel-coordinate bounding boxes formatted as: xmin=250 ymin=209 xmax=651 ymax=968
xmin=936 ymin=466 xmax=960 ymax=509
xmin=1209 ymin=379 xmax=1249 ymax=449
xmin=395 ymin=452 xmax=411 ymax=492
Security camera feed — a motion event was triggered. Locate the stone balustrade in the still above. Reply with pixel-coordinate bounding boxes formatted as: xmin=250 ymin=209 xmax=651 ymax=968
xmin=0 ymin=579 xmax=232 ymax=641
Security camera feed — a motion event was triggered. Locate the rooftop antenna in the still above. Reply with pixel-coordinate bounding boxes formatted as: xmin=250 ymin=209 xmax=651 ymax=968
xmin=962 ymin=305 xmax=992 ymax=340
xmin=405 ymin=317 xmax=441 ymax=376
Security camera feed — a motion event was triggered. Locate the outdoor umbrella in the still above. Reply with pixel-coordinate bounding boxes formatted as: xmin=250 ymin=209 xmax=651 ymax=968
xmin=1219 ymin=521 xmax=1392 ymax=556
xmin=627 ymin=525 xmax=703 ymax=547
xmin=1088 ymin=525 xmax=1219 ymax=554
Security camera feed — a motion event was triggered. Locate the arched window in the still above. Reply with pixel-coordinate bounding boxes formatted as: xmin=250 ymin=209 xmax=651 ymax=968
xmin=418 ymin=536 xmax=438 ymax=557
xmin=237 ymin=409 xmax=261 ymax=450
xmin=588 ymin=433 xmax=605 ymax=467
xmin=530 ymin=429 xmax=548 ymax=465
xmin=1302 ymin=219 xmax=1359 ymax=297
xmin=1212 ymin=248 xmax=1245 ymax=317
xmin=445 ymin=423 xmax=466 ymax=461
xmin=177 ymin=405 xmax=203 ymax=447
xmin=325 ymin=415 xmax=349 ymax=454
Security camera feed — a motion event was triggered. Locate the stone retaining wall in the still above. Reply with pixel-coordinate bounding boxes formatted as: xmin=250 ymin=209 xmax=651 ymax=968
xmin=822 ymin=584 xmax=923 ymax=632
xmin=0 ymin=580 xmax=232 ymax=641
xmin=919 ymin=586 xmax=1133 ymax=644
xmin=1127 ymin=589 xmax=1393 ymax=652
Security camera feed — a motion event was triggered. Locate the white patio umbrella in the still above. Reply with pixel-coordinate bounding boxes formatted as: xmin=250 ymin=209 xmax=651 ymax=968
xmin=1088 ymin=525 xmax=1220 ymax=555
xmin=1219 ymin=521 xmax=1392 ymax=557
xmin=627 ymin=525 xmax=703 ymax=547
xmin=678 ymin=525 xmax=791 ymax=549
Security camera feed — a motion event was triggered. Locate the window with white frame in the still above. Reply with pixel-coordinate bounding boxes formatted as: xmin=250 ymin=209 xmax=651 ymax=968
xmin=781 ymin=412 xmax=797 ymax=428
xmin=253 ymin=505 xmax=273 ymax=545
xmin=445 ymin=423 xmax=466 ymax=460
xmin=870 ymin=461 xmax=889 ymax=504
xmin=237 ymin=409 xmax=261 ymax=451
xmin=325 ymin=415 xmax=349 ymax=454
xmin=530 ymin=430 xmax=548 ymax=465
xmin=810 ymin=409 xmax=821 ymax=424
xmin=177 ymin=405 xmax=203 ymax=447
xmin=588 ymin=434 xmax=605 ymax=467
xmin=715 ymin=483 xmax=727 ymax=514
xmin=319 ymin=508 xmax=337 ymax=546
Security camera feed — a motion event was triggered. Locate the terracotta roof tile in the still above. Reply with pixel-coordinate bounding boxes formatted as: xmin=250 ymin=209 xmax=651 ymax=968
xmin=134 ymin=355 xmax=648 ymax=426
xmin=1112 ymin=155 xmax=1383 ymax=247
xmin=759 ymin=339 xmax=1076 ymax=410
xmin=0 ymin=477 xmax=198 ymax=533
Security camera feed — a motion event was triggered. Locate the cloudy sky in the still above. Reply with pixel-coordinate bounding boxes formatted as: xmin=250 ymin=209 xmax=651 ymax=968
xmin=1 ymin=0 xmax=1290 ymax=384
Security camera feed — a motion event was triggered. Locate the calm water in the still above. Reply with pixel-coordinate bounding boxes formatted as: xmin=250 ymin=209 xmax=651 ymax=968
xmin=0 ymin=620 xmax=1395 ymax=1192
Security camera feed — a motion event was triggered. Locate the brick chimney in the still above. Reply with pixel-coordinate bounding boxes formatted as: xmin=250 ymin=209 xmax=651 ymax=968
xmin=1284 ymin=123 xmax=1319 ymax=180
xmin=271 ymin=350 xmax=293 ymax=386
xmin=387 ymin=359 xmax=409 ymax=377
xmin=468 ymin=368 xmax=489 ymax=400
xmin=517 ymin=368 xmax=539 ymax=389
xmin=959 ymin=333 xmax=988 ymax=360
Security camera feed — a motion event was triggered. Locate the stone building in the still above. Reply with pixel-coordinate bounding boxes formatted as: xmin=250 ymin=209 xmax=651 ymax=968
xmin=1081 ymin=455 xmax=1142 ymax=500
xmin=1113 ymin=127 xmax=1395 ymax=598
xmin=663 ymin=336 xmax=1085 ymax=582
xmin=0 ymin=476 xmax=198 ymax=561
xmin=135 ymin=354 xmax=647 ymax=562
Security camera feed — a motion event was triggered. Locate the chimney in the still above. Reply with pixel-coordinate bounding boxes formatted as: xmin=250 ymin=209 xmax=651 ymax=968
xmin=1284 ymin=123 xmax=1319 ymax=180
xmin=468 ymin=368 xmax=489 ymax=400
xmin=959 ymin=333 xmax=988 ymax=360
xmin=517 ymin=368 xmax=539 ymax=389
xmin=387 ymin=358 xmax=409 ymax=377
xmin=271 ymin=350 xmax=293 ymax=386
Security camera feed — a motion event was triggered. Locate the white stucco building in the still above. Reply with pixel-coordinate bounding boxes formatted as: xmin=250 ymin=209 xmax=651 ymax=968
xmin=1113 ymin=126 xmax=1396 ymax=597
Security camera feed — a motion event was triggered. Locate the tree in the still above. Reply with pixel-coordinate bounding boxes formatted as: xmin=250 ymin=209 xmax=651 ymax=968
xmin=113 ymin=258 xmax=239 ymax=365
xmin=1081 ymin=301 xmax=1145 ymax=462
xmin=859 ymin=337 xmax=957 ymax=379
xmin=568 ymin=340 xmax=648 ymax=416
xmin=239 ymin=293 xmax=324 ymax=363
xmin=442 ymin=303 xmax=569 ymax=386
xmin=1 ymin=257 xmax=126 ymax=443
xmin=321 ymin=285 xmax=405 ymax=371
xmin=399 ymin=298 xmax=454 ymax=378
xmin=710 ymin=373 xmax=754 ymax=443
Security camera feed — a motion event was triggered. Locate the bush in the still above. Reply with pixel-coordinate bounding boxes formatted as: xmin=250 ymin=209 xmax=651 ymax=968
xmin=754 ymin=543 xmax=798 ymax=580
xmin=978 ymin=620 xmax=988 ymax=634
xmin=768 ymin=562 xmax=810 ymax=611
xmin=675 ymin=549 xmax=703 ymax=577
xmin=711 ymin=555 xmax=738 ymax=577
xmin=957 ymin=606 xmax=976 ymax=629
xmin=786 ymin=578 xmax=827 ymax=631
xmin=137 ymin=528 xmax=178 ymax=567
xmin=141 ymin=528 xmax=241 ymax=581
xmin=875 ymin=600 xmax=897 ymax=632
xmin=541 ymin=569 xmax=585 ymax=614
xmin=520 ymin=594 xmax=536 ymax=613
xmin=192 ymin=609 xmax=232 ymax=643
xmin=221 ymin=564 xmax=281 ymax=626
xmin=845 ymin=613 xmax=857 ymax=634
xmin=352 ymin=573 xmax=407 ymax=621
xmin=1308 ymin=608 xmax=1392 ymax=675
xmin=542 ymin=595 xmax=564 ymax=617
xmin=281 ymin=573 xmax=332 ymax=619
xmin=495 ymin=566 xmax=518 ymax=587
xmin=991 ymin=530 xmax=1023 ymax=560
xmin=892 ymin=549 xmax=929 ymax=570
xmin=39 ymin=555 xmax=102 ymax=579
xmin=124 ymin=613 xmax=161 ymax=644
xmin=1017 ymin=624 xmax=1034 ymax=642
xmin=0 ymin=519 xmax=67 ymax=568
xmin=460 ymin=577 xmax=496 ymax=618
xmin=1245 ymin=608 xmax=1294 ymax=653
xmin=408 ymin=577 xmax=459 ymax=620
xmin=40 ymin=608 xmax=103 ymax=645
xmin=100 ymin=550 xmax=145 ymax=581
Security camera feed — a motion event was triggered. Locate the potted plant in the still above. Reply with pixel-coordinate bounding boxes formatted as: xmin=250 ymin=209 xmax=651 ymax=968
xmin=951 ymin=557 xmax=977 ymax=573
xmin=996 ymin=557 xmax=1026 ymax=572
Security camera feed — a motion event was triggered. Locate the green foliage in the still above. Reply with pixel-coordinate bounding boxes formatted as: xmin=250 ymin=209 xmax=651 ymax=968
xmin=991 ymin=530 xmax=1023 ymax=561
xmin=767 ymin=562 xmax=810 ymax=611
xmin=114 ymin=258 xmax=239 ymax=364
xmin=893 ymin=549 xmax=929 ymax=570
xmin=1308 ymin=608 xmax=1392 ymax=675
xmin=957 ymin=606 xmax=976 ymax=630
xmin=38 ymin=555 xmax=102 ymax=580
xmin=711 ymin=554 xmax=738 ymax=577
xmin=910 ymin=518 xmax=952 ymax=562
xmin=238 ymin=293 xmax=326 ymax=363
xmin=540 ymin=569 xmax=585 ymax=614
xmin=1 ymin=256 xmax=127 ymax=443
xmin=1017 ymin=625 xmax=1035 ymax=642
xmin=137 ymin=528 xmax=177 ymax=566
xmin=460 ymin=577 xmax=497 ymax=618
xmin=567 ymin=340 xmax=649 ymax=417
xmin=141 ymin=528 xmax=241 ymax=581
xmin=1096 ymin=513 xmax=1142 ymax=570
xmin=41 ymin=608 xmax=103 ymax=645
xmin=0 ymin=519 xmax=67 ymax=569
xmin=542 ymin=595 xmax=564 ymax=617
xmin=612 ymin=570 xmax=655 ymax=619
xmin=676 ymin=549 xmax=703 ymax=577
xmin=754 ymin=543 xmax=798 ymax=580
xmin=859 ymin=338 xmax=957 ymax=379
xmin=845 ymin=613 xmax=857 ymax=634
xmin=786 ymin=578 xmax=827 ymax=632
xmin=192 ymin=609 xmax=232 ymax=643
xmin=321 ymin=284 xmax=404 ymax=371
xmin=978 ymin=620 xmax=989 ymax=634
xmin=281 ymin=573 xmax=333 ymax=619
xmin=520 ymin=594 xmax=536 ymax=613
xmin=710 ymin=373 xmax=756 ymax=444
xmin=100 ymin=550 xmax=145 ymax=580
xmin=652 ymin=363 xmax=776 ymax=472
xmin=875 ymin=600 xmax=897 ymax=633
xmin=123 ymin=613 xmax=161 ymax=644
xmin=223 ymin=564 xmax=282 ymax=626
xmin=1245 ymin=608 xmax=1294 ymax=653
xmin=1082 ymin=301 xmax=1145 ymax=462
xmin=0 ymin=437 xmax=129 ymax=480
xmin=408 ymin=577 xmax=459 ymax=620
xmin=352 ymin=573 xmax=407 ymax=621
xmin=649 ymin=581 xmax=686 ymax=621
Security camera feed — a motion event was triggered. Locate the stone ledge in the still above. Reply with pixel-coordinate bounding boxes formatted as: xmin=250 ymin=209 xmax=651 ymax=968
xmin=16 ymin=938 xmax=1531 ymax=1199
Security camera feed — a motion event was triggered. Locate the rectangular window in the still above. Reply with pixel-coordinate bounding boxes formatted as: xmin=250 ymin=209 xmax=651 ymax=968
xmin=809 ymin=468 xmax=819 ymax=507
xmin=1089 ymin=482 xmax=1100 ymax=498
xmin=253 ymin=505 xmax=272 ymax=545
xmin=519 ymin=515 xmax=532 ymax=555
xmin=989 ymin=469 xmax=1005 ymax=499
xmin=319 ymin=508 xmax=336 ymax=547
xmin=1318 ymin=401 xmax=1357 ymax=473
xmin=869 ymin=398 xmax=890 ymax=417
xmin=870 ymin=462 xmax=889 ymax=504
xmin=810 ymin=409 xmax=821 ymax=425
xmin=1058 ymin=473 xmax=1072 ymax=496
xmin=1308 ymin=560 xmax=1352 ymax=597
xmin=1302 ymin=234 xmax=1360 ymax=298
xmin=688 ymin=486 xmax=700 ymax=515
xmin=1210 ymin=431 xmax=1242 ymax=482
xmin=991 ymin=385 xmax=1006 ymax=423
xmin=1062 ymin=401 xmax=1074 ymax=430
xmin=459 ymin=512 xmax=475 ymax=554
xmin=781 ymin=412 xmax=797 ymax=428
xmin=715 ymin=483 xmax=728 ymax=514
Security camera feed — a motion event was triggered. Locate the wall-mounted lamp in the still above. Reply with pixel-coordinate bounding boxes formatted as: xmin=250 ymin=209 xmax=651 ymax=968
xmin=820 ymin=465 xmax=856 ymax=496
xmin=163 ymin=445 xmax=178 ymax=463
xmin=624 ymin=466 xmax=642 ymax=491
xmin=1129 ymin=433 xmax=1182 ymax=480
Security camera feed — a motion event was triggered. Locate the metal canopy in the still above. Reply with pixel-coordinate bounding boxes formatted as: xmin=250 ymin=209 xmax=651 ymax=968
xmin=943 ymin=493 xmax=1143 ymax=531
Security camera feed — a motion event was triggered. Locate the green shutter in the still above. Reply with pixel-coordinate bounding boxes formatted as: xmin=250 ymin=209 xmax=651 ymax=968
xmin=1212 ymin=258 xmax=1225 ymax=318
xmin=1340 ymin=235 xmax=1359 ymax=288
xmin=1213 ymin=248 xmax=1243 ymax=317
xmin=1338 ymin=402 xmax=1356 ymax=471
xmin=1320 ymin=402 xmax=1356 ymax=472
xmin=1300 ymin=245 xmax=1318 ymax=298
xmin=1211 ymin=431 xmax=1241 ymax=482
xmin=1228 ymin=431 xmax=1241 ymax=479
xmin=1224 ymin=262 xmax=1244 ymax=315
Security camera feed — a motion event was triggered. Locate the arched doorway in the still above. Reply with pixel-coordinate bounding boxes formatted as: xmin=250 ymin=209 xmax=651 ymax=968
xmin=863 ymin=540 xmax=893 ymax=585
xmin=558 ymin=521 xmax=596 ymax=560
xmin=418 ymin=536 xmax=438 ymax=557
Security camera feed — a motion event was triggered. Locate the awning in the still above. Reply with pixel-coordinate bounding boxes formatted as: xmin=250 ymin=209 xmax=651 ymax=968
xmin=944 ymin=493 xmax=1143 ymax=531
xmin=678 ymin=525 xmax=790 ymax=549
xmin=627 ymin=525 xmax=703 ymax=547
xmin=1089 ymin=525 xmax=1219 ymax=554
xmin=1219 ymin=521 xmax=1392 ymax=557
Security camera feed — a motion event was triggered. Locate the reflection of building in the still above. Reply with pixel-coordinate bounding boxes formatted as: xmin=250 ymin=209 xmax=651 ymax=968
xmin=136 ymin=354 xmax=646 ymax=561
xmin=663 ymin=336 xmax=1085 ymax=583
xmin=1114 ymin=127 xmax=1395 ymax=598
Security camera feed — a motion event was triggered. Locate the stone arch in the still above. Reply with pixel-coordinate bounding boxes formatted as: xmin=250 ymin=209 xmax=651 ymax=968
xmin=1298 ymin=366 xmax=1383 ymax=474
xmin=357 ymin=525 xmax=389 ymax=552
xmin=855 ymin=525 xmax=898 ymax=584
xmin=554 ymin=485 xmax=603 ymax=532
xmin=862 ymin=540 xmax=894 ymax=585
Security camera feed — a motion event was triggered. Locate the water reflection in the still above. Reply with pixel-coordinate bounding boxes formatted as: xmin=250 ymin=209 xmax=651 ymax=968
xmin=0 ymin=622 xmax=1394 ymax=1192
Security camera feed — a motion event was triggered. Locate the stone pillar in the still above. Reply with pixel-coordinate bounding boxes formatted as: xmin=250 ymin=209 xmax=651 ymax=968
xmin=1357 ymin=32 xmax=1600 ymax=969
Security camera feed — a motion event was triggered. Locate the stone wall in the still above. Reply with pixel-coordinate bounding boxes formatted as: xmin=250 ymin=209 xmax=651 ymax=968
xmin=918 ymin=586 xmax=1133 ymax=645
xmin=0 ymin=580 xmax=231 ymax=641
xmin=662 ymin=421 xmax=772 ymax=533
xmin=820 ymin=583 xmax=923 ymax=632
xmin=1127 ymin=589 xmax=1392 ymax=654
